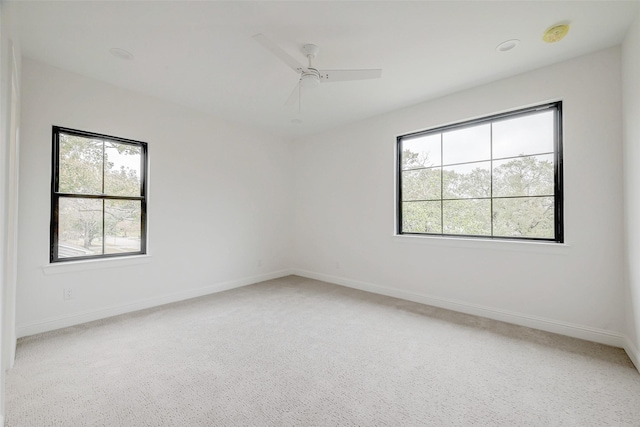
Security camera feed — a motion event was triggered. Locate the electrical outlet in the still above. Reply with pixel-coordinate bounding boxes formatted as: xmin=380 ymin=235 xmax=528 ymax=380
xmin=336 ymin=261 xmax=340 ymax=270
xmin=257 ymin=259 xmax=263 ymax=268
xmin=63 ymin=288 xmax=74 ymax=300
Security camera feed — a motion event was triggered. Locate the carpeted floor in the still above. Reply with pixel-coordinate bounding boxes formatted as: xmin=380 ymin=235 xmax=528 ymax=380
xmin=5 ymin=275 xmax=640 ymax=426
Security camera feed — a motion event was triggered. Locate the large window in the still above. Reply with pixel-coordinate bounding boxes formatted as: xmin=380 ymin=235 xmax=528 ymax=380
xmin=50 ymin=127 xmax=148 ymax=262
xmin=397 ymin=102 xmax=563 ymax=242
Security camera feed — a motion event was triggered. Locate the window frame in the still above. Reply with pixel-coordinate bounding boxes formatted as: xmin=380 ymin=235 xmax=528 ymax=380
xmin=396 ymin=101 xmax=563 ymax=243
xmin=50 ymin=126 xmax=148 ymax=263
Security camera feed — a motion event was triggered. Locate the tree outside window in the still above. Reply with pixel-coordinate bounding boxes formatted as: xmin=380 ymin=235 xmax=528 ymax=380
xmin=397 ymin=102 xmax=563 ymax=242
xmin=51 ymin=127 xmax=148 ymax=262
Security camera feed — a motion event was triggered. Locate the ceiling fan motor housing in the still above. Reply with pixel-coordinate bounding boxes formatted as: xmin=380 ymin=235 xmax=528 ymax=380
xmin=300 ymin=69 xmax=321 ymax=87
xmin=299 ymin=44 xmax=321 ymax=87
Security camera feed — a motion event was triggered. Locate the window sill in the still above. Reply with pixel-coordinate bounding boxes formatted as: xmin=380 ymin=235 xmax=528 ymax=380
xmin=42 ymin=254 xmax=152 ymax=275
xmin=392 ymin=234 xmax=570 ymax=254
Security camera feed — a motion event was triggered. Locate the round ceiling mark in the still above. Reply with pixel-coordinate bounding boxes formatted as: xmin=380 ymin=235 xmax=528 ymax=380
xmin=109 ymin=48 xmax=134 ymax=60
xmin=496 ymin=39 xmax=520 ymax=52
xmin=543 ymin=24 xmax=570 ymax=43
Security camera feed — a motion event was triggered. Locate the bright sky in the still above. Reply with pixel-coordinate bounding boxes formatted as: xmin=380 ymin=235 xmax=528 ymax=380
xmin=105 ymin=143 xmax=141 ymax=178
xmin=402 ymin=109 xmax=554 ymax=168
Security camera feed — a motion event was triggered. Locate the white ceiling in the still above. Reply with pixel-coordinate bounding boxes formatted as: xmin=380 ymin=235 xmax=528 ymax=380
xmin=8 ymin=0 xmax=640 ymax=139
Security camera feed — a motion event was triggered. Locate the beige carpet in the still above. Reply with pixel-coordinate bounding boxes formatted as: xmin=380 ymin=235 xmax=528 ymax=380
xmin=6 ymin=275 xmax=640 ymax=426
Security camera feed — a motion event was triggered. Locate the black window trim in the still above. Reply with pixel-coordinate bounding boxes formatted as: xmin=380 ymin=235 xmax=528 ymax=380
xmin=50 ymin=126 xmax=148 ymax=263
xmin=396 ymin=101 xmax=564 ymax=243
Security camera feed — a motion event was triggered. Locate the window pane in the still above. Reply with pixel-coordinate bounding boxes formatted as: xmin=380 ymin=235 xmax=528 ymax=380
xmin=401 ymin=134 xmax=441 ymax=170
xmin=58 ymin=134 xmax=103 ymax=194
xmin=58 ymin=197 xmax=103 ymax=258
xmin=493 ymin=154 xmax=554 ymax=197
xmin=104 ymin=142 xmax=142 ymax=196
xmin=396 ymin=103 xmax=561 ymax=242
xmin=105 ymin=200 xmax=142 ymax=254
xmin=443 ymin=161 xmax=490 ymax=199
xmin=492 ymin=110 xmax=554 ymax=159
xmin=443 ymin=199 xmax=491 ymax=236
xmin=402 ymin=168 xmax=441 ymax=201
xmin=493 ymin=197 xmax=554 ymax=238
xmin=402 ymin=201 xmax=441 ymax=233
xmin=442 ymin=123 xmax=490 ymax=165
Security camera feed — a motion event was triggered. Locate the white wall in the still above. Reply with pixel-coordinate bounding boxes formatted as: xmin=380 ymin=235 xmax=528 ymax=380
xmin=623 ymin=10 xmax=640 ymax=367
xmin=0 ymin=0 xmax=21 ymax=421
xmin=293 ymin=47 xmax=627 ymax=347
xmin=11 ymin=20 xmax=637 ymax=367
xmin=16 ymin=58 xmax=293 ymax=337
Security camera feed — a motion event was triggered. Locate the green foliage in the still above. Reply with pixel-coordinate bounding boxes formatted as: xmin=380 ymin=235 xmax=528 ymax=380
xmin=493 ymin=197 xmax=554 ymax=238
xmin=402 ymin=201 xmax=441 ymax=233
xmin=493 ymin=155 xmax=553 ymax=197
xmin=443 ymin=199 xmax=491 ymax=235
xmin=444 ymin=166 xmax=490 ymax=199
xmin=402 ymin=169 xmax=440 ymax=200
xmin=401 ymin=155 xmax=555 ymax=238
xmin=59 ymin=136 xmax=103 ymax=194
xmin=59 ymin=198 xmax=102 ymax=250
xmin=58 ymin=135 xmax=142 ymax=250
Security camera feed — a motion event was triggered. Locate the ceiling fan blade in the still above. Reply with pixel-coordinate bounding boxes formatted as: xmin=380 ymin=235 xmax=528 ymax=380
xmin=284 ymin=82 xmax=300 ymax=107
xmin=252 ymin=34 xmax=305 ymax=74
xmin=318 ymin=69 xmax=382 ymax=82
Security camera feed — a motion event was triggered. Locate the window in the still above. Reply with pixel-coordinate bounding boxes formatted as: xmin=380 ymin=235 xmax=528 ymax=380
xmin=397 ymin=102 xmax=563 ymax=242
xmin=50 ymin=127 xmax=148 ymax=262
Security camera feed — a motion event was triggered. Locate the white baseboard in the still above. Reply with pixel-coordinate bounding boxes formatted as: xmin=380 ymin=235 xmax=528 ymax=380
xmin=15 ymin=268 xmax=640 ymax=375
xmin=16 ymin=269 xmax=293 ymax=338
xmin=292 ymin=269 xmax=627 ymax=349
xmin=623 ymin=336 xmax=640 ymax=373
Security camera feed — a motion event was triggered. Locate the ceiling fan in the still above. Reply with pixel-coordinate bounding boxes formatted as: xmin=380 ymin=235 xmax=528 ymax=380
xmin=252 ymin=34 xmax=382 ymax=107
